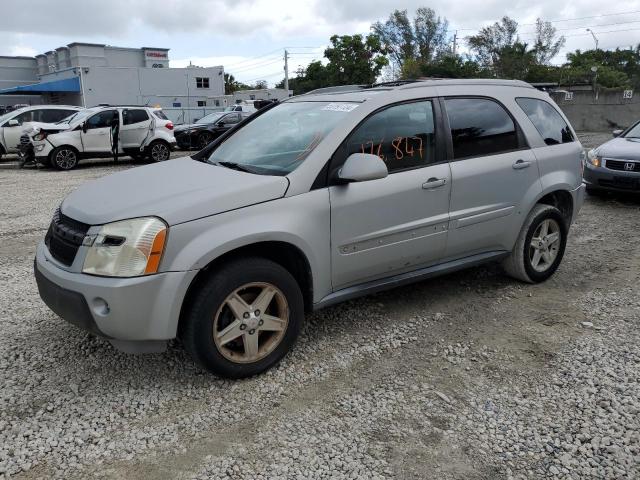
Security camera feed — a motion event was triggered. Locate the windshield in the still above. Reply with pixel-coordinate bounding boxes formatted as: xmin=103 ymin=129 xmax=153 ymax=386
xmin=196 ymin=112 xmax=225 ymax=124
xmin=56 ymin=109 xmax=92 ymax=125
xmin=207 ymin=101 xmax=356 ymax=175
xmin=624 ymin=122 xmax=640 ymax=138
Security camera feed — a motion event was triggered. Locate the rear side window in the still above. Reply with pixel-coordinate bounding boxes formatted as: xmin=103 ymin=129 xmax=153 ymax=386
xmin=445 ymin=98 xmax=521 ymax=159
xmin=516 ymin=97 xmax=574 ymax=145
xmin=153 ymin=110 xmax=168 ymax=120
xmin=122 ymin=109 xmax=149 ymax=125
xmin=343 ymin=101 xmax=437 ymax=173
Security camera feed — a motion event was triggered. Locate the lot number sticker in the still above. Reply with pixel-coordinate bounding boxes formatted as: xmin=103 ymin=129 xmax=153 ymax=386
xmin=322 ymin=103 xmax=359 ymax=112
xmin=623 ymin=90 xmax=633 ymax=99
xmin=564 ymin=92 xmax=574 ymax=101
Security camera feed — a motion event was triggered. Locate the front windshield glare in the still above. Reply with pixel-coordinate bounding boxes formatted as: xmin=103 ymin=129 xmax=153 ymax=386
xmin=208 ymin=101 xmax=356 ymax=175
xmin=624 ymin=122 xmax=640 ymax=138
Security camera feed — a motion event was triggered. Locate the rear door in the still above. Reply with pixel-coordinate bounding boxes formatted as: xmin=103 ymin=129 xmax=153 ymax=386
xmin=329 ymin=99 xmax=451 ymax=289
xmin=120 ymin=109 xmax=152 ymax=149
xmin=442 ymin=97 xmax=541 ymax=259
xmin=81 ymin=110 xmax=117 ymax=153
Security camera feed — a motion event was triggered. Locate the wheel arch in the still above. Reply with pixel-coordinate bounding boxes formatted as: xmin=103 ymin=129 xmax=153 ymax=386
xmin=535 ymin=189 xmax=573 ymax=226
xmin=49 ymin=144 xmax=80 ymax=160
xmin=177 ymin=240 xmax=314 ymax=337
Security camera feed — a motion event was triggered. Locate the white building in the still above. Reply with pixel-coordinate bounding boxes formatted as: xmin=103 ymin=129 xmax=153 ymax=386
xmin=0 ymin=43 xmax=225 ymax=122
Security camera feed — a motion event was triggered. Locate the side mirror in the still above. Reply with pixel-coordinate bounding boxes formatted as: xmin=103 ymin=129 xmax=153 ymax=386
xmin=82 ymin=122 xmax=88 ymax=133
xmin=338 ymin=153 xmax=388 ymax=183
xmin=216 ymin=121 xmax=225 ymax=127
xmin=8 ymin=119 xmax=19 ymax=127
xmin=612 ymin=129 xmax=623 ymax=137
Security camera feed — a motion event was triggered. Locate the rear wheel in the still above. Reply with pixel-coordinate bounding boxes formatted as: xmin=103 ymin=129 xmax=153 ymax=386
xmin=180 ymin=257 xmax=304 ymax=378
xmin=196 ymin=132 xmax=212 ymax=150
xmin=502 ymin=204 xmax=568 ymax=283
xmin=148 ymin=141 xmax=170 ymax=162
xmin=51 ymin=146 xmax=79 ymax=170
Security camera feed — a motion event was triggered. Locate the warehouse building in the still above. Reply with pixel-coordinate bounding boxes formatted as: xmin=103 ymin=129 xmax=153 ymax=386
xmin=0 ymin=43 xmax=224 ymax=120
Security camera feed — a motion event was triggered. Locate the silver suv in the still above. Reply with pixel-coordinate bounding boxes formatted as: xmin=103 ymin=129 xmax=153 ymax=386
xmin=35 ymin=80 xmax=585 ymax=378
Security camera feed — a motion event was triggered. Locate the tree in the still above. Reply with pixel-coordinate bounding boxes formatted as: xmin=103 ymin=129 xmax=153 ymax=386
xmin=372 ymin=10 xmax=415 ymax=70
xmin=323 ymin=34 xmax=388 ymax=85
xmin=532 ymin=19 xmax=565 ymax=65
xmin=224 ymin=73 xmax=251 ymax=94
xmin=466 ymin=17 xmax=519 ymax=70
xmin=275 ymin=61 xmax=331 ymax=95
xmin=414 ymin=7 xmax=449 ymax=64
xmin=253 ymin=80 xmax=268 ymax=90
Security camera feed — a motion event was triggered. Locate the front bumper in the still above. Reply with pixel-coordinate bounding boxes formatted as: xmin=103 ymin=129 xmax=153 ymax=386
xmin=35 ymin=241 xmax=197 ymax=350
xmin=583 ymin=164 xmax=640 ymax=193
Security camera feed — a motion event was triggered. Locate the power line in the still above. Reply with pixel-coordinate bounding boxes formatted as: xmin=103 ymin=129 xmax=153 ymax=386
xmin=520 ymin=18 xmax=640 ymax=35
xmin=223 ymin=48 xmax=283 ymax=69
xmin=228 ymin=58 xmax=283 ymax=74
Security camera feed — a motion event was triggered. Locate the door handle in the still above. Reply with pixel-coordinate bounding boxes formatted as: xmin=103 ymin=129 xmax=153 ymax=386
xmin=512 ymin=159 xmax=532 ymax=170
xmin=422 ymin=177 xmax=447 ymax=189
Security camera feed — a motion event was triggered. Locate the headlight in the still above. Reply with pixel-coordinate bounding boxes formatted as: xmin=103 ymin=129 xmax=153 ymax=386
xmin=33 ymin=131 xmax=47 ymax=141
xmin=82 ymin=217 xmax=168 ymax=277
xmin=586 ymin=149 xmax=601 ymax=167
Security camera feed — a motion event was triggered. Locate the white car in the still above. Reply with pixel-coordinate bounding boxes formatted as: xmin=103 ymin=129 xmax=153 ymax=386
xmin=30 ymin=106 xmax=176 ymax=170
xmin=0 ymin=105 xmax=82 ymax=160
xmin=224 ymin=103 xmax=257 ymax=114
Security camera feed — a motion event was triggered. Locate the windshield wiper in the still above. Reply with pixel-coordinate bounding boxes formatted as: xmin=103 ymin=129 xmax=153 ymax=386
xmin=215 ymin=161 xmax=262 ymax=174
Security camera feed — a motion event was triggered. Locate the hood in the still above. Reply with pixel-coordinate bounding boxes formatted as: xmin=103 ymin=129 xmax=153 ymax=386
xmin=22 ymin=121 xmax=72 ymax=135
xmin=595 ymin=137 xmax=640 ymax=160
xmin=61 ymin=157 xmax=289 ymax=226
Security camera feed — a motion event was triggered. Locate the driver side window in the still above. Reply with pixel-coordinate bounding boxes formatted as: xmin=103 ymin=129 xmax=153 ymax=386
xmin=12 ymin=111 xmax=33 ymax=125
xmin=86 ymin=110 xmax=117 ymax=130
xmin=339 ymin=101 xmax=437 ymax=175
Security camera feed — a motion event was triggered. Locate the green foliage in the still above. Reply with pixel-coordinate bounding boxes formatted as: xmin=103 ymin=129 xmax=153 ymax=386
xmin=224 ymin=73 xmax=251 ymax=95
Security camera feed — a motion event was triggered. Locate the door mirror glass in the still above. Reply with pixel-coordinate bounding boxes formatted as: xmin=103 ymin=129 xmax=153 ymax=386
xmin=612 ymin=129 xmax=623 ymax=137
xmin=8 ymin=119 xmax=19 ymax=127
xmin=338 ymin=153 xmax=388 ymax=183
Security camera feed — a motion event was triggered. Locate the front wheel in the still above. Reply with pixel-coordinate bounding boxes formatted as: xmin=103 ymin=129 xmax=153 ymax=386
xmin=502 ymin=204 xmax=568 ymax=283
xmin=180 ymin=257 xmax=304 ymax=378
xmin=51 ymin=146 xmax=79 ymax=170
xmin=148 ymin=141 xmax=171 ymax=162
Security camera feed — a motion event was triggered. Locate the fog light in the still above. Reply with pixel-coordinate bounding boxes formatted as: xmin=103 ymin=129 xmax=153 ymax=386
xmin=91 ymin=298 xmax=110 ymax=316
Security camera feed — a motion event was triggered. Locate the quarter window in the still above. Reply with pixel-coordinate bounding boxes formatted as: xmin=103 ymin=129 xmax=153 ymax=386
xmin=445 ymin=98 xmax=521 ymax=159
xmin=122 ymin=109 xmax=149 ymax=125
xmin=342 ymin=101 xmax=437 ymax=173
xmin=516 ymin=97 xmax=574 ymax=145
xmin=196 ymin=77 xmax=210 ymax=89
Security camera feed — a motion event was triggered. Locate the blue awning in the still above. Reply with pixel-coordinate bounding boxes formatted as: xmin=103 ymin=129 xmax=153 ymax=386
xmin=0 ymin=76 xmax=81 ymax=95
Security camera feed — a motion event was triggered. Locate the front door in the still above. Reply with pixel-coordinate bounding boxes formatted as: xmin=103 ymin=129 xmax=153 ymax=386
xmin=2 ymin=110 xmax=34 ymax=153
xmin=81 ymin=110 xmax=117 ymax=153
xmin=442 ymin=97 xmax=542 ymax=259
xmin=329 ymin=100 xmax=451 ymax=289
xmin=120 ymin=109 xmax=152 ymax=149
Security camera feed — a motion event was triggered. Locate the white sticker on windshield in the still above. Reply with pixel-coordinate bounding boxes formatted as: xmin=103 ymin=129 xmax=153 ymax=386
xmin=322 ymin=103 xmax=359 ymax=112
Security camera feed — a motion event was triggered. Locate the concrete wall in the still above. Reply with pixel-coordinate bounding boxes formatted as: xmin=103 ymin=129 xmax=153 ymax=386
xmin=551 ymin=90 xmax=640 ymax=131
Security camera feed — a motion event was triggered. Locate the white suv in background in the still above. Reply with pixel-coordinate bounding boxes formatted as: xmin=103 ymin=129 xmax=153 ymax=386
xmin=30 ymin=106 xmax=176 ymax=170
xmin=0 ymin=105 xmax=81 ymax=160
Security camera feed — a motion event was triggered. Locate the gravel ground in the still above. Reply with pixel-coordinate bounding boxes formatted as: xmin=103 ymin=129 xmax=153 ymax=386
xmin=0 ymin=133 xmax=638 ymax=479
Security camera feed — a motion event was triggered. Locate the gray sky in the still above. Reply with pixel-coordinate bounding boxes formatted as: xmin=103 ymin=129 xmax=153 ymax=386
xmin=2 ymin=0 xmax=640 ymax=85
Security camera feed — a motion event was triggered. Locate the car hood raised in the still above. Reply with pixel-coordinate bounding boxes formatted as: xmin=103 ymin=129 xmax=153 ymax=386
xmin=596 ymin=137 xmax=640 ymax=160
xmin=23 ymin=121 xmax=72 ymax=134
xmin=61 ymin=157 xmax=289 ymax=226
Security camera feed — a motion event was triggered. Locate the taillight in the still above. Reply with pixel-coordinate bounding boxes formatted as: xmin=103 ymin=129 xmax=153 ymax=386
xmin=165 ymin=122 xmax=174 ymax=131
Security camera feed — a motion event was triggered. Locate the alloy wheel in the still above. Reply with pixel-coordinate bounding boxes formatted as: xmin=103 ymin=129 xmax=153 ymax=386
xmin=55 ymin=149 xmax=77 ymax=169
xmin=529 ymin=218 xmax=561 ymax=272
xmin=151 ymin=143 xmax=169 ymax=161
xmin=213 ymin=282 xmax=289 ymax=364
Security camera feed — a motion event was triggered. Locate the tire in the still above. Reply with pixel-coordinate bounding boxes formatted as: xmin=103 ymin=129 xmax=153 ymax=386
xmin=180 ymin=257 xmax=304 ymax=378
xmin=196 ymin=132 xmax=212 ymax=150
xmin=51 ymin=146 xmax=79 ymax=170
xmin=502 ymin=204 xmax=568 ymax=284
xmin=147 ymin=140 xmax=171 ymax=162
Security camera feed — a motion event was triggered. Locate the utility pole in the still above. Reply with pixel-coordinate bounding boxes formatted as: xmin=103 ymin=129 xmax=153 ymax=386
xmin=452 ymin=30 xmax=458 ymax=56
xmin=586 ymin=29 xmax=599 ymax=50
xmin=284 ymin=49 xmax=289 ymax=93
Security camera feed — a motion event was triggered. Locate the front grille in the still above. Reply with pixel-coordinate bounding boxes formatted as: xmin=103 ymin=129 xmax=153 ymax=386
xmin=605 ymin=159 xmax=640 ymax=172
xmin=20 ymin=134 xmax=30 ymax=145
xmin=599 ymin=177 xmax=640 ymax=191
xmin=45 ymin=209 xmax=90 ymax=266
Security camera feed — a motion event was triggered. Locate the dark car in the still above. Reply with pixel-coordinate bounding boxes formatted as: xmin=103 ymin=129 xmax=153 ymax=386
xmin=174 ymin=111 xmax=251 ymax=150
xmin=584 ymin=121 xmax=640 ymax=194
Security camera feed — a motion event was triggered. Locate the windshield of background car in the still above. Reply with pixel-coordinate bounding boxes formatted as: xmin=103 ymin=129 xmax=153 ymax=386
xmin=207 ymin=101 xmax=357 ymax=175
xmin=196 ymin=112 xmax=225 ymax=124
xmin=624 ymin=122 xmax=640 ymax=138
xmin=57 ymin=109 xmax=93 ymax=125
